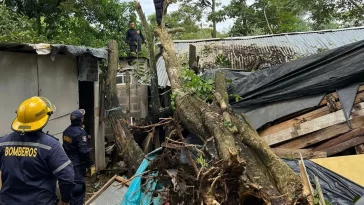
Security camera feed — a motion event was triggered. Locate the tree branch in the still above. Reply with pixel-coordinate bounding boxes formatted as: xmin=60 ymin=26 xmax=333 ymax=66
xmin=348 ymin=0 xmax=364 ymax=14
xmin=135 ymin=1 xmax=161 ymax=114
xmin=263 ymin=6 xmax=273 ymax=34
xmin=167 ymin=27 xmax=186 ymax=34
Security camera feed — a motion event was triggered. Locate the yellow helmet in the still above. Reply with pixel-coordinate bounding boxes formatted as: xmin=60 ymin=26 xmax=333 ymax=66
xmin=11 ymin=96 xmax=56 ymax=132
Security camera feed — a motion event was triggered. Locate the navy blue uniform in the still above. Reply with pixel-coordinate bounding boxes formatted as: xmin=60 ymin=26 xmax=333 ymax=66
xmin=63 ymin=125 xmax=93 ymax=205
xmin=125 ymin=28 xmax=145 ymax=53
xmin=154 ymin=0 xmax=164 ymax=26
xmin=0 ymin=131 xmax=74 ymax=205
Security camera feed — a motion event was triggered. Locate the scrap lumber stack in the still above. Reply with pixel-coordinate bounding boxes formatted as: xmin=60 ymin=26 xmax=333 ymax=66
xmin=259 ymin=85 xmax=364 ymax=159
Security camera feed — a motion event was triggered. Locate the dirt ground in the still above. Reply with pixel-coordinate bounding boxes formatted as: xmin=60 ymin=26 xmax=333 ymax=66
xmin=85 ymin=173 xmax=115 ymax=201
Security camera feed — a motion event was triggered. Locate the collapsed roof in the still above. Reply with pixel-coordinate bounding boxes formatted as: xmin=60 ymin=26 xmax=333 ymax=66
xmin=204 ymin=40 xmax=364 ymax=129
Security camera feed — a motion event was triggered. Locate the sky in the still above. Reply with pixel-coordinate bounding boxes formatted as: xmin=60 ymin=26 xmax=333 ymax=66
xmin=122 ymin=0 xmax=255 ymax=33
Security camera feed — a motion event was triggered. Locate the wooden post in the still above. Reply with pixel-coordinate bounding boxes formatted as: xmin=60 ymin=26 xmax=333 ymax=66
xmin=126 ymin=71 xmax=131 ymax=120
xmin=104 ymin=40 xmax=144 ymax=174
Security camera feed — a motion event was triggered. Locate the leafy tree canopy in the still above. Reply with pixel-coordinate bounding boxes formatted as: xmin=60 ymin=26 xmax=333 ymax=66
xmin=3 ymin=0 xmax=136 ymax=56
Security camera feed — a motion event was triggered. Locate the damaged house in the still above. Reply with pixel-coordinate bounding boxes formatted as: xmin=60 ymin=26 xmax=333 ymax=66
xmin=88 ymin=27 xmax=364 ymax=205
xmin=151 ymin=27 xmax=364 ymax=204
xmin=0 ymin=43 xmax=108 ymax=170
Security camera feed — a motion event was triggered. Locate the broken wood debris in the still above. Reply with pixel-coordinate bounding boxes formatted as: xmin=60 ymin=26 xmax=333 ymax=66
xmin=259 ymin=85 xmax=364 ymax=158
xmin=86 ymin=175 xmax=130 ymax=205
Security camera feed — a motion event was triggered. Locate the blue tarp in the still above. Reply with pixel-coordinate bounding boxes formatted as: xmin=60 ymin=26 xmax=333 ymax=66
xmin=122 ymin=148 xmax=164 ymax=205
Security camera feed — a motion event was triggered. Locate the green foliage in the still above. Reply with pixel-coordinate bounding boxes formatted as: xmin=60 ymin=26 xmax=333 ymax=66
xmin=148 ymin=4 xmax=227 ymax=40
xmin=215 ymin=0 xmax=364 ymax=36
xmin=313 ymin=187 xmax=332 ymax=205
xmin=229 ymin=94 xmax=243 ymax=103
xmin=170 ymin=92 xmax=177 ymax=110
xmin=196 ymin=152 xmax=208 ymax=168
xmin=180 ymin=68 xmax=215 ymax=101
xmin=0 ymin=5 xmax=45 ymax=43
xmin=223 ymin=120 xmax=233 ymax=128
xmin=215 ymin=53 xmax=232 ymax=67
xmin=3 ymin=0 xmax=136 ymax=56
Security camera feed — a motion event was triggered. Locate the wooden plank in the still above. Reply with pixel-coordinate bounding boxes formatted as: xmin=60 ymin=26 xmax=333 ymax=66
xmin=355 ymin=144 xmax=364 ymax=154
xmin=263 ymin=103 xmax=364 ymax=146
xmin=319 ymin=85 xmax=364 ymax=106
xmin=115 ymin=176 xmax=130 ymax=186
xmin=314 ymin=176 xmax=326 ymax=205
xmin=277 ymin=115 xmax=364 ymax=149
xmin=260 ymin=92 xmax=364 ymax=137
xmin=313 ymin=126 xmax=364 ymax=151
xmin=86 ymin=175 xmax=118 ymax=205
xmin=299 ymin=156 xmax=314 ymax=205
xmin=272 ymin=148 xmax=327 ymax=159
xmin=322 ymin=136 xmax=364 ymax=156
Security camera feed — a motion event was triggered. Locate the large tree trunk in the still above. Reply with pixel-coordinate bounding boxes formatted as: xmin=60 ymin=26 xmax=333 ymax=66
xmin=104 ymin=40 xmax=144 ymax=174
xmin=135 ymin=1 xmax=174 ymax=125
xmin=154 ymin=3 xmax=307 ymax=205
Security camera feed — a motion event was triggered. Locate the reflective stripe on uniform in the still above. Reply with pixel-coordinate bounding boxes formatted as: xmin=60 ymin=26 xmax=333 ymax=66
xmin=0 ymin=141 xmax=52 ymax=150
xmin=53 ymin=160 xmax=72 ymax=174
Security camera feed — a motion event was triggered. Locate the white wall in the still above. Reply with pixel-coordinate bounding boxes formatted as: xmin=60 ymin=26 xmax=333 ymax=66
xmin=0 ymin=51 xmax=105 ymax=170
xmin=0 ymin=52 xmax=39 ymax=137
xmin=37 ymin=55 xmax=79 ymax=142
xmin=0 ymin=51 xmax=78 ymax=141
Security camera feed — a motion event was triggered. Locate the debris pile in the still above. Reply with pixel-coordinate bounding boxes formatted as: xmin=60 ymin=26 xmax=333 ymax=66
xmin=259 ymin=85 xmax=364 ymax=159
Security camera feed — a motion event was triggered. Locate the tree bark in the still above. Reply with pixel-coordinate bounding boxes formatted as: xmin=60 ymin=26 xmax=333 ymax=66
xmin=104 ymin=40 xmax=144 ymax=174
xmin=155 ymin=2 xmax=307 ymax=203
xmin=212 ymin=0 xmax=217 ymax=38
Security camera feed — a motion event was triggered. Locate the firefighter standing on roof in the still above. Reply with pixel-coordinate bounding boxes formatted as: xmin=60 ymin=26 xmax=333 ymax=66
xmin=125 ymin=20 xmax=145 ymax=56
xmin=63 ymin=109 xmax=94 ymax=205
xmin=0 ymin=96 xmax=74 ymax=205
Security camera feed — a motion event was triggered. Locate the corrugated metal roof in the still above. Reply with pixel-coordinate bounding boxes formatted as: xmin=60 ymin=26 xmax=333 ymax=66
xmin=157 ymin=26 xmax=364 ymax=87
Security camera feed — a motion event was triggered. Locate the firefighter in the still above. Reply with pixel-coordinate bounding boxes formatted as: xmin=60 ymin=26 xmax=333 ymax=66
xmin=0 ymin=96 xmax=74 ymax=205
xmin=153 ymin=0 xmax=164 ymax=27
xmin=125 ymin=21 xmax=145 ymax=56
xmin=63 ymin=109 xmax=95 ymax=205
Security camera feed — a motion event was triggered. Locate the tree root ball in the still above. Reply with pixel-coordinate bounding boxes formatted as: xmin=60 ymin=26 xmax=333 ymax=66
xmin=147 ymin=149 xmax=280 ymax=205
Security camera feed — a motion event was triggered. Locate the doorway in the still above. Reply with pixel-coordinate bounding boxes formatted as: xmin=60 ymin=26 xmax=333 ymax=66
xmin=79 ymin=81 xmax=95 ymax=161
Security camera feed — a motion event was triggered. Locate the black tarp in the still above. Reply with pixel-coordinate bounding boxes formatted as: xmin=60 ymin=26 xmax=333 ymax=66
xmin=284 ymin=159 xmax=364 ymax=205
xmin=229 ymin=40 xmax=364 ymax=107
xmin=203 ymin=40 xmax=364 ymax=129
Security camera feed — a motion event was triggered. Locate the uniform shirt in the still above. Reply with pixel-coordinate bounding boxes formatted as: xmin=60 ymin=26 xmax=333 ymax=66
xmin=0 ymin=131 xmax=74 ymax=205
xmin=62 ymin=125 xmax=93 ymax=172
xmin=125 ymin=28 xmax=145 ymax=46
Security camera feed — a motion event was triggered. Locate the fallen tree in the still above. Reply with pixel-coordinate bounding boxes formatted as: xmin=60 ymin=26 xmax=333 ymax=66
xmin=103 ymin=40 xmax=144 ymax=174
xmin=133 ymin=0 xmax=309 ymax=204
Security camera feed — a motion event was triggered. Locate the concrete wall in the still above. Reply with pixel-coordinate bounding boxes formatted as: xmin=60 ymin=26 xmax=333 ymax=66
xmin=0 ymin=52 xmax=78 ymax=140
xmin=37 ymin=55 xmax=79 ymax=142
xmin=117 ymin=80 xmax=148 ymax=119
xmin=117 ymin=58 xmax=149 ymax=119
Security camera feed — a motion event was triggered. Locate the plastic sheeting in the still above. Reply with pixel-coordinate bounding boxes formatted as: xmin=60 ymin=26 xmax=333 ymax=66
xmin=337 ymin=82 xmax=361 ymax=128
xmin=202 ymin=41 xmax=364 ymax=129
xmin=28 ymin=43 xmax=108 ymax=60
xmin=284 ymin=159 xmax=364 ymax=205
xmin=51 ymin=44 xmax=108 ymax=60
xmin=122 ymin=148 xmax=164 ymax=205
xmin=229 ymin=40 xmax=364 ymax=107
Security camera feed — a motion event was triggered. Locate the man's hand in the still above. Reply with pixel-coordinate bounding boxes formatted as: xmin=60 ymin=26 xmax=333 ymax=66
xmin=57 ymin=201 xmax=69 ymax=205
xmin=90 ymin=165 xmax=96 ymax=176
